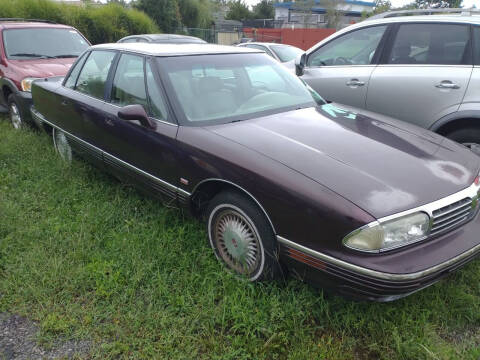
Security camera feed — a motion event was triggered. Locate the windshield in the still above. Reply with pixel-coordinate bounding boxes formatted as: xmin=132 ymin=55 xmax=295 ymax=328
xmin=3 ymin=28 xmax=89 ymax=59
xmin=271 ymin=45 xmax=303 ymax=62
xmin=158 ymin=53 xmax=319 ymax=125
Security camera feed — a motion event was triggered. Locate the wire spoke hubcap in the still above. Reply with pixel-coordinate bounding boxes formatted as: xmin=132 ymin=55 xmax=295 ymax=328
xmin=214 ymin=209 xmax=260 ymax=276
xmin=54 ymin=130 xmax=72 ymax=163
xmin=10 ymin=103 xmax=21 ymax=129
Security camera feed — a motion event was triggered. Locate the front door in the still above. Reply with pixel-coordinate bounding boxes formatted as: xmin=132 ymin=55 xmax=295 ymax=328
xmin=99 ymin=54 xmax=180 ymax=202
xmin=301 ymin=25 xmax=388 ymax=108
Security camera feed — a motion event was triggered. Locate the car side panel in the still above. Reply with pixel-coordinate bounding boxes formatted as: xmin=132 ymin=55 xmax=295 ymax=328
xmin=302 ymin=65 xmax=375 ymax=108
xmin=366 ymin=65 xmax=472 ymax=128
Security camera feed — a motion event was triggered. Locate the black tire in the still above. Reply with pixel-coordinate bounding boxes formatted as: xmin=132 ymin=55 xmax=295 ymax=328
xmin=206 ymin=191 xmax=281 ymax=281
xmin=52 ymin=128 xmax=73 ymax=163
xmin=446 ymin=127 xmax=480 ymax=155
xmin=7 ymin=94 xmax=23 ymax=130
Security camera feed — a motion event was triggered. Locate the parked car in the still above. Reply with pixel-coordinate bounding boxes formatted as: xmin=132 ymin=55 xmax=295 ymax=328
xmin=31 ymin=43 xmax=480 ymax=301
xmin=117 ymin=34 xmax=207 ymax=44
xmin=0 ymin=19 xmax=90 ymax=129
xmin=238 ymin=42 xmax=303 ymax=70
xmin=295 ymin=9 xmax=480 ymax=153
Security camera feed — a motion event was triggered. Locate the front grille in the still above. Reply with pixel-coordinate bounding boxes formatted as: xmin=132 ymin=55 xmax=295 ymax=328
xmin=431 ymin=198 xmax=473 ymax=236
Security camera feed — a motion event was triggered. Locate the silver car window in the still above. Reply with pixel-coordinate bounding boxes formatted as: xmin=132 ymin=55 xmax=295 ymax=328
xmin=308 ymin=25 xmax=387 ymax=67
xmin=387 ymin=24 xmax=470 ymax=65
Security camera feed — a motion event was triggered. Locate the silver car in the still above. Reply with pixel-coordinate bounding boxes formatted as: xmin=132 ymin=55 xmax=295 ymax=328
xmin=296 ymin=9 xmax=480 ymax=152
xmin=238 ymin=42 xmax=303 ymax=71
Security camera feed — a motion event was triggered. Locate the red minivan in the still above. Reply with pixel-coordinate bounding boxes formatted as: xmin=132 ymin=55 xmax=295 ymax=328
xmin=0 ymin=19 xmax=90 ymax=129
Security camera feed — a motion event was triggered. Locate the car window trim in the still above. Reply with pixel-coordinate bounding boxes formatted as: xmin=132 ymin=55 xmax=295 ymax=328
xmin=380 ymin=21 xmax=474 ymax=66
xmin=62 ymin=50 xmax=89 ymax=88
xmin=305 ymin=24 xmax=390 ymax=68
xmin=473 ymin=25 xmax=480 ymax=66
xmin=145 ymin=56 xmax=178 ymax=125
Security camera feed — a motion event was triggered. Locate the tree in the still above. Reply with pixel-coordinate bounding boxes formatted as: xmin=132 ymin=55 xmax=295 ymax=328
xmin=253 ymin=0 xmax=274 ymax=19
xmin=414 ymin=0 xmax=461 ymax=8
xmin=135 ymin=0 xmax=181 ymax=32
xmin=225 ymin=0 xmax=253 ymax=21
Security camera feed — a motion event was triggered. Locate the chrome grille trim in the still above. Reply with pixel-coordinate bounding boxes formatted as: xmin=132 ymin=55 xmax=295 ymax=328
xmin=430 ymin=198 xmax=474 ymax=236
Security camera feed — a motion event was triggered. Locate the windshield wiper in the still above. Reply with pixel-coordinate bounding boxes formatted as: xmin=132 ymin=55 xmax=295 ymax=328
xmin=9 ymin=53 xmax=55 ymax=59
xmin=52 ymin=54 xmax=79 ymax=58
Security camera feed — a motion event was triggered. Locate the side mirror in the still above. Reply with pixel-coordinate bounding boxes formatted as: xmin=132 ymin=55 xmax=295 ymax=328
xmin=295 ymin=53 xmax=306 ymax=77
xmin=118 ymin=104 xmax=156 ymax=130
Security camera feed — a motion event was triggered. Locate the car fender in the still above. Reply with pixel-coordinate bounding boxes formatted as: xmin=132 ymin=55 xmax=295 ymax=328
xmin=430 ymin=109 xmax=480 ymax=134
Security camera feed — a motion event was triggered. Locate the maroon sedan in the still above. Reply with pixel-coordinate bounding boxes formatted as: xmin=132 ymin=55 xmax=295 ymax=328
xmin=31 ymin=43 xmax=480 ymax=301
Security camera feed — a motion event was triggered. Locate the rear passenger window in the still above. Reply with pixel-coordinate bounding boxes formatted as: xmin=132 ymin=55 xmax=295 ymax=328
xmin=474 ymin=27 xmax=480 ymax=65
xmin=111 ymin=54 xmax=147 ymax=108
xmin=75 ymin=51 xmax=116 ymax=99
xmin=388 ymin=24 xmax=470 ymax=65
xmin=64 ymin=52 xmax=87 ymax=89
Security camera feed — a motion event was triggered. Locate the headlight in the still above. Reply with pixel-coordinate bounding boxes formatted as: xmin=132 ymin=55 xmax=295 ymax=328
xmin=21 ymin=77 xmax=40 ymax=92
xmin=344 ymin=212 xmax=430 ymax=252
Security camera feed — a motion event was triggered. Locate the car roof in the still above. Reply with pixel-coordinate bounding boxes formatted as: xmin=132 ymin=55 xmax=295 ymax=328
xmin=92 ymin=43 xmax=263 ymax=56
xmin=119 ymin=34 xmax=207 ymax=43
xmin=360 ymin=14 xmax=480 ymax=27
xmin=0 ymin=21 xmax=73 ymax=30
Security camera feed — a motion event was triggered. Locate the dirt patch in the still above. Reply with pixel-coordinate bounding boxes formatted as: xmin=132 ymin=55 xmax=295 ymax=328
xmin=0 ymin=313 xmax=91 ymax=359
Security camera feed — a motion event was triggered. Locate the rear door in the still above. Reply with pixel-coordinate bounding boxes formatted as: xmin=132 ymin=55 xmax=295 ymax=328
xmin=100 ymin=53 xmax=180 ymax=202
xmin=366 ymin=22 xmax=473 ymax=128
xmin=60 ymin=49 xmax=117 ymax=166
xmin=300 ymin=24 xmax=388 ymax=108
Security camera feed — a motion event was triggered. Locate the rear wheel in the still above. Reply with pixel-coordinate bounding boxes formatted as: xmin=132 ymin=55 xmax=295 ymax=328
xmin=53 ymin=128 xmax=72 ymax=163
xmin=446 ymin=128 xmax=480 ymax=155
xmin=8 ymin=95 xmax=23 ymax=130
xmin=206 ymin=191 xmax=281 ymax=281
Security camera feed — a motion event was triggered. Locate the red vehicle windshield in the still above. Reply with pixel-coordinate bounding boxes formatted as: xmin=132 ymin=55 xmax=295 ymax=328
xmin=3 ymin=28 xmax=89 ymax=59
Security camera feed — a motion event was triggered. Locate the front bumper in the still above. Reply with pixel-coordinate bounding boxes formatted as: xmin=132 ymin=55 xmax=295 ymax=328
xmin=279 ymin=211 xmax=480 ymax=302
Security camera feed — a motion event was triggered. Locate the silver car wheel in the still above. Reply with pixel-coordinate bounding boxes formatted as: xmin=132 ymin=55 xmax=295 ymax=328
xmin=9 ymin=102 xmax=22 ymax=129
xmin=210 ymin=205 xmax=262 ymax=277
xmin=53 ymin=128 xmax=72 ymax=163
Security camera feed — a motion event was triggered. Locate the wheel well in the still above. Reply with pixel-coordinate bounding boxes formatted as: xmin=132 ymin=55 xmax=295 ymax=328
xmin=190 ymin=179 xmax=276 ymax=232
xmin=2 ymin=85 xmax=12 ymax=104
xmin=436 ymin=118 xmax=480 ymax=137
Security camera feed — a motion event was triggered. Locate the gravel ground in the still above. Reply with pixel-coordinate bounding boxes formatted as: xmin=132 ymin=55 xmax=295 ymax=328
xmin=0 ymin=313 xmax=91 ymax=359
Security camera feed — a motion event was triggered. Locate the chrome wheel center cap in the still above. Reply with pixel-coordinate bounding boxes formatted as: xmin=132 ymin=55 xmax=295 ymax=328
xmin=223 ymin=225 xmax=248 ymax=260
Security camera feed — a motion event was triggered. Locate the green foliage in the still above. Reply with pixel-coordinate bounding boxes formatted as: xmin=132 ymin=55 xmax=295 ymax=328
xmin=0 ymin=0 xmax=158 ymax=44
xmin=135 ymin=0 xmax=181 ymax=33
xmin=1 ymin=120 xmax=480 ymax=358
xmin=225 ymin=0 xmax=253 ymax=21
xmin=253 ymin=0 xmax=274 ymax=19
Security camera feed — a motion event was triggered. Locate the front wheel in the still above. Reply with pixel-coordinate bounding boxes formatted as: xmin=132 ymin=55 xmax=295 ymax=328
xmin=446 ymin=128 xmax=480 ymax=155
xmin=52 ymin=128 xmax=72 ymax=163
xmin=8 ymin=95 xmax=23 ymax=129
xmin=206 ymin=191 xmax=281 ymax=281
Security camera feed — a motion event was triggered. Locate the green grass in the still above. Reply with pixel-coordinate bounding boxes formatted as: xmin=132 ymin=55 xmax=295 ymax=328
xmin=0 ymin=120 xmax=479 ymax=359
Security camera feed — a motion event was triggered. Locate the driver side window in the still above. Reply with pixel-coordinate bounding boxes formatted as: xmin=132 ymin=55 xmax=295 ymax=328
xmin=308 ymin=26 xmax=387 ymax=67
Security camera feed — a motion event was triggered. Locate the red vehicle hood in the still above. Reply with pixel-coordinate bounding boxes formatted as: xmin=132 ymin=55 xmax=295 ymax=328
xmin=208 ymin=104 xmax=480 ymax=219
xmin=9 ymin=58 xmax=75 ymax=78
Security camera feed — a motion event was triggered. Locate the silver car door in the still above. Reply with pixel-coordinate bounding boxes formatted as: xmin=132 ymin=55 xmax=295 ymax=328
xmin=366 ymin=23 xmax=473 ymax=129
xmin=301 ymin=25 xmax=388 ymax=108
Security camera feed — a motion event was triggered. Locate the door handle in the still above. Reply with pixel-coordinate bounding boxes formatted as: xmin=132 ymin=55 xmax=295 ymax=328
xmin=61 ymin=99 xmax=69 ymax=106
xmin=435 ymin=81 xmax=460 ymax=90
xmin=346 ymin=79 xmax=365 ymax=87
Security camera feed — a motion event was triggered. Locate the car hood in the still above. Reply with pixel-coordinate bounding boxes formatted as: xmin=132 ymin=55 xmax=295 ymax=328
xmin=9 ymin=58 xmax=75 ymax=78
xmin=208 ymin=104 xmax=480 ymax=219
